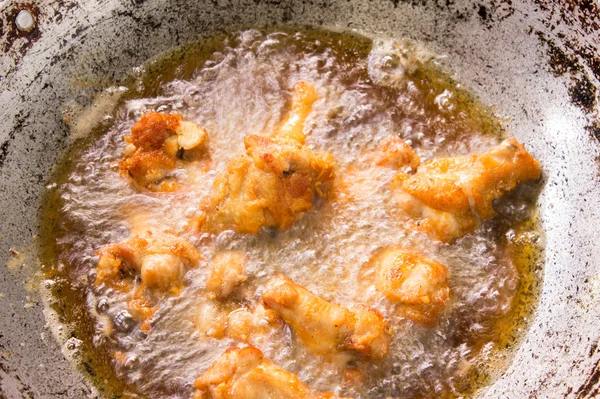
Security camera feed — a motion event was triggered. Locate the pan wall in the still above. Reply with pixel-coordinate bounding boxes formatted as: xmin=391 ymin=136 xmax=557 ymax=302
xmin=1 ymin=0 xmax=599 ymax=397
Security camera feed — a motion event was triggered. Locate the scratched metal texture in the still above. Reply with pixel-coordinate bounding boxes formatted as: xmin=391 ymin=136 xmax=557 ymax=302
xmin=1 ymin=0 xmax=599 ymax=398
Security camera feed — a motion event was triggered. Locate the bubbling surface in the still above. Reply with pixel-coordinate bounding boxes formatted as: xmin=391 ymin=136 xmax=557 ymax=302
xmin=41 ymin=28 xmax=543 ymax=399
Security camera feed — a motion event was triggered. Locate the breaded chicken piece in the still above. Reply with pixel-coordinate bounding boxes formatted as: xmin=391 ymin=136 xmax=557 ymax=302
xmin=96 ymin=231 xmax=201 ymax=331
xmin=391 ymin=137 xmax=541 ymax=242
xmin=194 ymin=346 xmax=345 ymax=399
xmin=373 ymin=136 xmax=420 ymax=171
xmin=262 ymin=276 xmax=391 ymax=360
xmin=368 ymin=247 xmax=450 ymax=325
xmin=206 ymin=251 xmax=247 ymax=301
xmin=225 ymin=304 xmax=280 ymax=343
xmin=272 ymin=81 xmax=318 ymax=144
xmin=195 ymin=134 xmax=335 ymax=234
xmin=192 ymin=81 xmax=334 ymax=234
xmin=195 ymin=300 xmax=280 ymax=343
xmin=196 ymin=299 xmax=229 ymax=339
xmin=120 ymin=111 xmax=208 ymax=191
xmin=95 ymin=231 xmax=201 ymax=292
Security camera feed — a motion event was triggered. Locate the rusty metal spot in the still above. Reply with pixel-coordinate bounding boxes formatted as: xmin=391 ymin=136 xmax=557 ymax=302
xmin=477 ymin=1 xmax=515 ymax=25
xmin=535 ymin=30 xmax=600 ymax=145
xmin=536 ymin=32 xmax=578 ymax=77
xmin=0 ymin=110 xmax=30 ymax=169
xmin=569 ymin=75 xmax=597 ymax=112
xmin=477 ymin=5 xmax=487 ymax=20
xmin=2 ymin=2 xmax=41 ymax=54
xmin=586 ymin=122 xmax=600 ymax=143
xmin=575 ymin=358 xmax=600 ymax=398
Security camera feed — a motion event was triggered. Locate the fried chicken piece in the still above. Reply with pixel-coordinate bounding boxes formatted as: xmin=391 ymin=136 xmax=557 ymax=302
xmin=391 ymin=137 xmax=541 ymax=242
xmin=226 ymin=304 xmax=280 ymax=343
xmin=196 ymin=134 xmax=335 ymax=234
xmin=368 ymin=247 xmax=450 ymax=325
xmin=373 ymin=136 xmax=420 ymax=171
xmin=262 ymin=276 xmax=391 ymax=360
xmin=206 ymin=251 xmax=247 ymax=300
xmin=192 ymin=81 xmax=334 ymax=234
xmin=196 ymin=299 xmax=281 ymax=343
xmin=272 ymin=81 xmax=319 ymax=144
xmin=120 ymin=111 xmax=208 ymax=191
xmin=128 ymin=294 xmax=157 ymax=332
xmin=194 ymin=346 xmax=344 ymax=399
xmin=95 ymin=231 xmax=201 ymax=292
xmin=96 ymin=232 xmax=200 ymax=331
xmin=196 ymin=299 xmax=229 ymax=339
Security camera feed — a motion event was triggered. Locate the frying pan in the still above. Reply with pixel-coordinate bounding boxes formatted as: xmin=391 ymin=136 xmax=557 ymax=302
xmin=1 ymin=0 xmax=599 ymax=398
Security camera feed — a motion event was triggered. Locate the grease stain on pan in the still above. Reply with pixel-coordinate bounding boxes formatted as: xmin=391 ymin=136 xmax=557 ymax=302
xmin=575 ymin=357 xmax=600 ymax=399
xmin=0 ymin=110 xmax=30 ymax=169
xmin=575 ymin=277 xmax=600 ymax=398
xmin=388 ymin=0 xmax=517 ymax=28
xmin=7 ymin=247 xmax=28 ymax=270
xmin=5 ymin=239 xmax=47 ymax=294
xmin=569 ymin=75 xmax=597 ymax=112
xmin=473 ymin=1 xmax=516 ymax=27
xmin=62 ymin=86 xmax=129 ymax=143
xmin=38 ymin=280 xmax=102 ymax=399
xmin=535 ymin=31 xmax=600 ymax=141
xmin=534 ymin=10 xmax=600 ymax=390
xmin=532 ymin=0 xmax=600 ymax=143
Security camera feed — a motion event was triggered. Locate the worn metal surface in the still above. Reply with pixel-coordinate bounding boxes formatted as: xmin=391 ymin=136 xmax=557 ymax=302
xmin=0 ymin=0 xmax=599 ymax=397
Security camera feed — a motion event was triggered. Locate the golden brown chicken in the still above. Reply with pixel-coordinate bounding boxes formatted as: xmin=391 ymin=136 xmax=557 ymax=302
xmin=391 ymin=137 xmax=541 ymax=242
xmin=193 ymin=346 xmax=345 ymax=399
xmin=196 ymin=299 xmax=281 ymax=342
xmin=262 ymin=275 xmax=391 ymax=360
xmin=372 ymin=136 xmax=420 ymax=171
xmin=95 ymin=231 xmax=201 ymax=292
xmin=195 ymin=299 xmax=230 ymax=339
xmin=366 ymin=247 xmax=450 ymax=325
xmin=272 ymin=81 xmax=319 ymax=144
xmin=96 ymin=231 xmax=201 ymax=331
xmin=191 ymin=81 xmax=334 ymax=234
xmin=206 ymin=251 xmax=248 ymax=301
xmin=225 ymin=304 xmax=281 ymax=343
xmin=120 ymin=111 xmax=208 ymax=191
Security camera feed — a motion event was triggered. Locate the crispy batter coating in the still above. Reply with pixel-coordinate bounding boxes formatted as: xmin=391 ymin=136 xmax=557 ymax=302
xmin=206 ymin=251 xmax=248 ymax=301
xmin=192 ymin=81 xmax=334 ymax=234
xmin=196 ymin=299 xmax=281 ymax=343
xmin=196 ymin=299 xmax=229 ymax=339
xmin=194 ymin=346 xmax=346 ymax=399
xmin=196 ymin=134 xmax=335 ymax=234
xmin=95 ymin=231 xmax=201 ymax=292
xmin=128 ymin=294 xmax=157 ymax=332
xmin=225 ymin=304 xmax=280 ymax=343
xmin=96 ymin=231 xmax=200 ymax=331
xmin=262 ymin=275 xmax=391 ymax=360
xmin=272 ymin=81 xmax=319 ymax=144
xmin=369 ymin=247 xmax=450 ymax=325
xmin=391 ymin=137 xmax=541 ymax=242
xmin=130 ymin=112 xmax=182 ymax=149
xmin=120 ymin=112 xmax=208 ymax=191
xmin=373 ymin=136 xmax=420 ymax=171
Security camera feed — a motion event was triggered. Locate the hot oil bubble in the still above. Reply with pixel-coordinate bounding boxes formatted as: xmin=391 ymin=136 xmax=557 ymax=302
xmin=97 ymin=298 xmax=110 ymax=313
xmin=49 ymin=28 xmax=540 ymax=399
xmin=114 ymin=311 xmax=136 ymax=333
